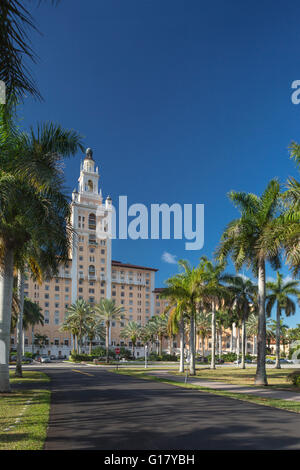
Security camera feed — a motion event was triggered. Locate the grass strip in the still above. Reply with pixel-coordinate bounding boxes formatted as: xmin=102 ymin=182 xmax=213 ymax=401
xmin=0 ymin=371 xmax=51 ymax=450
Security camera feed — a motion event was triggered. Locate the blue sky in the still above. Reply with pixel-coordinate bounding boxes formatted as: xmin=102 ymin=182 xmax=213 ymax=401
xmin=21 ymin=0 xmax=299 ymax=326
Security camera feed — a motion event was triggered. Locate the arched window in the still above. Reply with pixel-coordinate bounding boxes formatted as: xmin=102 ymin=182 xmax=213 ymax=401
xmin=89 ymin=265 xmax=96 ymax=278
xmin=88 ymin=213 xmax=96 ymax=230
xmin=87 ymin=180 xmax=93 ymax=192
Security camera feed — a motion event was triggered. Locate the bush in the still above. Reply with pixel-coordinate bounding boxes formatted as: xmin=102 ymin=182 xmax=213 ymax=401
xmin=24 ymin=352 xmax=34 ymax=358
xmin=70 ymin=353 xmax=98 ymax=362
xmin=148 ymin=352 xmax=178 ymax=361
xmin=287 ymin=371 xmax=300 ymax=387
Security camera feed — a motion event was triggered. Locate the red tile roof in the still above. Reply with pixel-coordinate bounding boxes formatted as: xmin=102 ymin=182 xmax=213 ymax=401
xmin=111 ymin=260 xmax=158 ymax=272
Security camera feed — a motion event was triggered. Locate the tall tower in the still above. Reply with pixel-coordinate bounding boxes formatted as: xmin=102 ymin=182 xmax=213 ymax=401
xmin=70 ymin=148 xmax=112 ymax=319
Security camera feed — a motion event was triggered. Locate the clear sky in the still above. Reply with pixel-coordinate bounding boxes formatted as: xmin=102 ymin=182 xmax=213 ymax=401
xmin=21 ymin=0 xmax=300 ymax=326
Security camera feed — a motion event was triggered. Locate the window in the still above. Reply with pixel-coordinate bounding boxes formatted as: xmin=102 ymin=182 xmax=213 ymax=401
xmin=89 ymin=265 xmax=95 ymax=277
xmin=87 ymin=180 xmax=93 ymax=192
xmin=88 ymin=213 xmax=96 ymax=230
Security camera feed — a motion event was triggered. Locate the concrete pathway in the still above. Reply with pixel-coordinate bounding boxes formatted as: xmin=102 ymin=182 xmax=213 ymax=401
xmin=147 ymin=370 xmax=300 ymax=402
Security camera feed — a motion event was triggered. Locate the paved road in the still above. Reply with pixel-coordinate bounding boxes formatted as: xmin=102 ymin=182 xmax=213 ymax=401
xmin=37 ymin=365 xmax=300 ymax=450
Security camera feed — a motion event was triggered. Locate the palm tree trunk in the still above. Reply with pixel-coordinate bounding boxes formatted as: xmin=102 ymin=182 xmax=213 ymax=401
xmin=255 ymin=258 xmax=268 ymax=386
xmin=241 ymin=311 xmax=246 ymax=369
xmin=236 ymin=327 xmax=240 ymax=362
xmin=189 ymin=312 xmax=195 ymax=375
xmin=219 ymin=330 xmax=222 ymax=360
xmin=202 ymin=334 xmax=205 ymax=359
xmin=15 ymin=271 xmax=25 ymax=377
xmin=179 ymin=316 xmax=184 ymax=373
xmin=89 ymin=340 xmax=92 ymax=355
xmin=210 ymin=302 xmax=216 ymax=369
xmin=159 ymin=335 xmax=162 ymax=356
xmin=275 ymin=303 xmax=281 ymax=369
xmin=105 ymin=321 xmax=109 ymax=363
xmin=230 ymin=326 xmax=234 ymax=352
xmin=0 ymin=247 xmax=14 ymax=392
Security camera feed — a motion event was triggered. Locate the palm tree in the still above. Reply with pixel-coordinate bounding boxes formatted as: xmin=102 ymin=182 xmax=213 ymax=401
xmin=0 ymin=0 xmax=60 ymax=101
xmin=200 ymin=258 xmax=229 ymax=370
xmin=280 ymin=143 xmax=300 ymax=277
xmin=246 ymin=313 xmax=274 ymax=355
xmin=23 ymin=298 xmax=44 ymax=356
xmin=161 ymin=277 xmax=188 ymax=373
xmin=0 ymin=103 xmax=83 ymax=392
xmin=216 ymin=180 xmax=284 ymax=385
xmin=222 ymin=275 xmax=257 ymax=368
xmin=120 ymin=321 xmax=142 ymax=358
xmin=60 ymin=315 xmax=79 ymax=355
xmin=163 ymin=260 xmax=207 ymax=375
xmin=95 ymin=299 xmax=125 ymax=363
xmin=34 ymin=333 xmax=48 ymax=355
xmin=85 ymin=317 xmax=105 ymax=355
xmin=148 ymin=314 xmax=169 ymax=356
xmin=195 ymin=311 xmax=211 ymax=359
xmin=64 ymin=300 xmax=93 ymax=354
xmin=266 ymin=272 xmax=300 ymax=368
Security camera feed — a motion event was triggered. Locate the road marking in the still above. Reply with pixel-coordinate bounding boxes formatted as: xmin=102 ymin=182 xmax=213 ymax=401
xmin=71 ymin=369 xmax=94 ymax=377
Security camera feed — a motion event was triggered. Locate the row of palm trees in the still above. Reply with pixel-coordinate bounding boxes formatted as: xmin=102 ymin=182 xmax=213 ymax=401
xmin=161 ymin=150 xmax=300 ymax=385
xmin=60 ymin=298 xmax=124 ymax=361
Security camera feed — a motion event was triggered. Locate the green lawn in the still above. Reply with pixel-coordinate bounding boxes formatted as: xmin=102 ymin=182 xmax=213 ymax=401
xmin=0 ymin=371 xmax=51 ymax=450
xmin=112 ymin=368 xmax=300 ymax=414
xmin=182 ymin=367 xmax=300 ymax=391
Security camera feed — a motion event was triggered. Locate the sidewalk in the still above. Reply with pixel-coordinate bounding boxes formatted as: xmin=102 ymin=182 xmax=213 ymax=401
xmin=147 ymin=370 xmax=300 ymax=402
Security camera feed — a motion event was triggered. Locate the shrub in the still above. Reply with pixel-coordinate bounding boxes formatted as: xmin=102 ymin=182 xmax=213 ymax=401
xmin=287 ymin=371 xmax=300 ymax=387
xmin=70 ymin=353 xmax=97 ymax=362
xmin=148 ymin=352 xmax=178 ymax=361
xmin=24 ymin=352 xmax=34 ymax=358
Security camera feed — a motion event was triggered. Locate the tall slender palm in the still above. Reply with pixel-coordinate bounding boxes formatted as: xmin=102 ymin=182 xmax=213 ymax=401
xmin=246 ymin=313 xmax=274 ymax=354
xmin=95 ymin=299 xmax=125 ymax=363
xmin=23 ymin=299 xmax=44 ymax=357
xmin=222 ymin=275 xmax=257 ymax=368
xmin=64 ymin=300 xmax=93 ymax=354
xmin=85 ymin=317 xmax=105 ymax=355
xmin=161 ymin=278 xmax=188 ymax=373
xmin=196 ymin=311 xmax=211 ymax=359
xmin=163 ymin=260 xmax=207 ymax=375
xmin=120 ymin=321 xmax=142 ymax=358
xmin=200 ymin=258 xmax=229 ymax=370
xmin=280 ymin=143 xmax=300 ymax=277
xmin=60 ymin=315 xmax=79 ymax=355
xmin=0 ymin=103 xmax=83 ymax=392
xmin=266 ymin=272 xmax=300 ymax=368
xmin=148 ymin=314 xmax=169 ymax=356
xmin=216 ymin=180 xmax=284 ymax=385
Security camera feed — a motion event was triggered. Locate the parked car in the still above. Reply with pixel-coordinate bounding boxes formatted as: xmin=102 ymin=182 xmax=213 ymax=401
xmin=50 ymin=355 xmax=56 ymax=360
xmin=40 ymin=355 xmax=51 ymax=363
xmin=279 ymin=359 xmax=289 ymax=364
xmin=266 ymin=359 xmax=275 ymax=364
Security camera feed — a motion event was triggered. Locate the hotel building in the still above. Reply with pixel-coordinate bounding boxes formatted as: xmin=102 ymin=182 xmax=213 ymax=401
xmin=18 ymin=148 xmax=159 ymax=356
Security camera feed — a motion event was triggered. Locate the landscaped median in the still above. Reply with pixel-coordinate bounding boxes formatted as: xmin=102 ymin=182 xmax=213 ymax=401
xmin=0 ymin=371 xmax=51 ymax=450
xmin=110 ymin=367 xmax=300 ymax=414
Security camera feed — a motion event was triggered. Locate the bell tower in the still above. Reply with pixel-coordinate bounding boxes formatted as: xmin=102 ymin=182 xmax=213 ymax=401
xmin=77 ymin=148 xmax=100 ymax=197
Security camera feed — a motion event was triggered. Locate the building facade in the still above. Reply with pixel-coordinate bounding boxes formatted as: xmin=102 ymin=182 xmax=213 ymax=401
xmin=17 ymin=149 xmax=159 ymax=357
